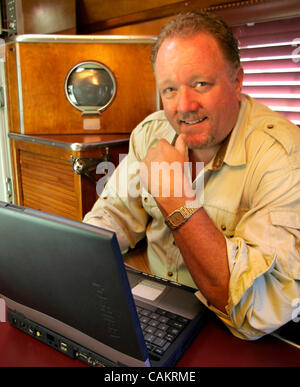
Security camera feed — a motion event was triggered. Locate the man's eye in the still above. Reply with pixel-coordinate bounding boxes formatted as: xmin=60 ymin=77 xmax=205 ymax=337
xmin=195 ymin=81 xmax=207 ymax=88
xmin=162 ymin=87 xmax=176 ymax=98
xmin=164 ymin=87 xmax=175 ymax=93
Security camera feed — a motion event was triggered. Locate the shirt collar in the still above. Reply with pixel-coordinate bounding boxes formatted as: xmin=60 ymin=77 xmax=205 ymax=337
xmin=211 ymin=94 xmax=250 ymax=170
xmin=211 ymin=133 xmax=231 ymax=170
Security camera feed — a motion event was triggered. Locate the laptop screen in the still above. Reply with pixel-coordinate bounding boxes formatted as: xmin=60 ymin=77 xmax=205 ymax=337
xmin=0 ymin=202 xmax=148 ymax=365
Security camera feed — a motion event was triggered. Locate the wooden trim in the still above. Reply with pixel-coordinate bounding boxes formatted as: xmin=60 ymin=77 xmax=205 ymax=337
xmin=5 ymin=44 xmax=20 ymax=133
xmin=9 ymin=139 xmax=23 ymax=205
xmin=77 ymin=0 xmax=271 ymax=33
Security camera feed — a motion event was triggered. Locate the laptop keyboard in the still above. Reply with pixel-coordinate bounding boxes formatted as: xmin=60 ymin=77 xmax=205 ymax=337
xmin=136 ymin=305 xmax=190 ymax=359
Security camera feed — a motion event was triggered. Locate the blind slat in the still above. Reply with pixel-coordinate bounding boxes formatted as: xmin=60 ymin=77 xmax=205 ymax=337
xmin=233 ymin=17 xmax=300 ymax=127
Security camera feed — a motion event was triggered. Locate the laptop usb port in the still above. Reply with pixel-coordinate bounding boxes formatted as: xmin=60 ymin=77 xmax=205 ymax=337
xmin=76 ymin=351 xmax=88 ymax=361
xmin=60 ymin=342 xmax=68 ymax=352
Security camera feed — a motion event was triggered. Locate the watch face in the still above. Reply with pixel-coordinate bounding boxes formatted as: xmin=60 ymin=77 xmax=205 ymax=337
xmin=170 ymin=211 xmax=185 ymax=225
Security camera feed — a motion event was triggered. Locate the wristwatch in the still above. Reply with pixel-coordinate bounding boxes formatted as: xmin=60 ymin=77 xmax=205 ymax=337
xmin=165 ymin=206 xmax=200 ymax=231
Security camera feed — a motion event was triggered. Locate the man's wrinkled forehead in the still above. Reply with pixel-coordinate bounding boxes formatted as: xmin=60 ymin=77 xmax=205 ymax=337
xmin=154 ymin=32 xmax=233 ymax=79
xmin=153 ymin=30 xmax=240 ymax=79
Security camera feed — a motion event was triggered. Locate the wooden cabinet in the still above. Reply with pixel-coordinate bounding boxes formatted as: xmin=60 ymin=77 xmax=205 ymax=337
xmin=6 ymin=35 xmax=157 ymax=135
xmin=9 ymin=133 xmax=129 ymax=220
xmin=5 ymin=35 xmax=157 ymax=219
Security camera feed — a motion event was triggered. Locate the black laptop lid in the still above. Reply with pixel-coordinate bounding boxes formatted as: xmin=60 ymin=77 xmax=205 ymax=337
xmin=0 ymin=202 xmax=148 ymax=364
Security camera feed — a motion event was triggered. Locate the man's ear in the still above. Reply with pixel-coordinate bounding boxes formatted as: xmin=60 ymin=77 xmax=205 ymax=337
xmin=234 ymin=67 xmax=244 ymax=101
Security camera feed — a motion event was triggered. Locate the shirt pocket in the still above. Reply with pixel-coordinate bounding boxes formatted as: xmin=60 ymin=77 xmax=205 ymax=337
xmin=269 ymin=210 xmax=300 ymax=280
xmin=270 ymin=211 xmax=300 ymax=230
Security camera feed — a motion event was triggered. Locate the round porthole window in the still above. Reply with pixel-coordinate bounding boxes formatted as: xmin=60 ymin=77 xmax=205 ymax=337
xmin=65 ymin=61 xmax=116 ymax=115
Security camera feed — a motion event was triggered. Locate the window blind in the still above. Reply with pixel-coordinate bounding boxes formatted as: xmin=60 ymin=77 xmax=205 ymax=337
xmin=233 ymin=16 xmax=300 ymax=127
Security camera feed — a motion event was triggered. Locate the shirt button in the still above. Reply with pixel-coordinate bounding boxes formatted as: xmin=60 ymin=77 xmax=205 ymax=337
xmin=267 ymin=124 xmax=274 ymax=129
xmin=167 ymin=271 xmax=173 ymax=277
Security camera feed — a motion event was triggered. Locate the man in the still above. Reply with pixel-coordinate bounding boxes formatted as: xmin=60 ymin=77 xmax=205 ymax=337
xmin=84 ymin=11 xmax=300 ymax=340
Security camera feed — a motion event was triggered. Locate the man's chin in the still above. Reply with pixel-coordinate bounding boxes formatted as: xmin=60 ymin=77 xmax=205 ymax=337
xmin=185 ymin=135 xmax=215 ymax=150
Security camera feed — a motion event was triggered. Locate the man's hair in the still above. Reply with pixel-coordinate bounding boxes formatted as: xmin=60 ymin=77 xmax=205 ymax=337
xmin=151 ymin=11 xmax=240 ymax=71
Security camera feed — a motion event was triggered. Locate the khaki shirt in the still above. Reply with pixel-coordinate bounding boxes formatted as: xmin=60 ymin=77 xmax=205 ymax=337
xmin=84 ymin=94 xmax=300 ymax=340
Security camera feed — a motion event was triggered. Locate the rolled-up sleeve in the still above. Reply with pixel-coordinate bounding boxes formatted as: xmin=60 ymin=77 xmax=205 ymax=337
xmin=198 ymin=141 xmax=300 ymax=340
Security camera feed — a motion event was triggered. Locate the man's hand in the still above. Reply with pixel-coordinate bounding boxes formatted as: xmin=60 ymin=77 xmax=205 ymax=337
xmin=140 ymin=134 xmax=195 ymax=212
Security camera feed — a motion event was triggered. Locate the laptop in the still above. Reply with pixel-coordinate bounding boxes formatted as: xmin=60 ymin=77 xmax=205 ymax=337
xmin=0 ymin=201 xmax=207 ymax=367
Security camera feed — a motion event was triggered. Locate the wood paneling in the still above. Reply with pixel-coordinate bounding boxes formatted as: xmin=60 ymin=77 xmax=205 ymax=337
xmin=16 ymin=40 xmax=156 ymax=135
xmin=19 ymin=0 xmax=76 ymax=34
xmin=10 ymin=134 xmax=129 ymax=220
xmin=20 ymin=150 xmax=80 ymax=219
xmin=76 ymin=0 xmax=235 ymax=33
xmin=77 ymin=0 xmax=182 ymax=26
xmin=80 ymin=0 xmax=300 ymax=35
xmin=76 ymin=0 xmax=271 ymax=33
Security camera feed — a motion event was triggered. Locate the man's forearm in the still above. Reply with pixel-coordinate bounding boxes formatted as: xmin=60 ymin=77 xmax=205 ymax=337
xmin=163 ymin=203 xmax=230 ymax=313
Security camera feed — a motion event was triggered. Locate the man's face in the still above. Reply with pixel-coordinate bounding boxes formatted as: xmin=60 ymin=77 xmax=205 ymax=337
xmin=155 ymin=33 xmax=243 ymax=150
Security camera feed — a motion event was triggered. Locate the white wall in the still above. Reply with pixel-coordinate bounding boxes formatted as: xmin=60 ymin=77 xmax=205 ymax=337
xmin=0 ymin=58 xmax=13 ymax=203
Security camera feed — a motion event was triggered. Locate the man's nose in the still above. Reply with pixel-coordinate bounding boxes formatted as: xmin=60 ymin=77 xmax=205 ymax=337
xmin=177 ymin=86 xmax=200 ymax=113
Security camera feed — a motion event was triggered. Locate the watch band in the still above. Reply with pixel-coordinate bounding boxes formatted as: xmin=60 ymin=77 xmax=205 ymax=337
xmin=165 ymin=206 xmax=200 ymax=231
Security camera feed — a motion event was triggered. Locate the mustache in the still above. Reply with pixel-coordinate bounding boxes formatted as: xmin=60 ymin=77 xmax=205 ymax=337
xmin=178 ymin=111 xmax=207 ymax=121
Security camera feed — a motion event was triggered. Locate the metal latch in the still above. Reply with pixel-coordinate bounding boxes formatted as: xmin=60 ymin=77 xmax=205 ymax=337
xmin=70 ymin=147 xmax=112 ymax=184
xmin=5 ymin=177 xmax=13 ymax=203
